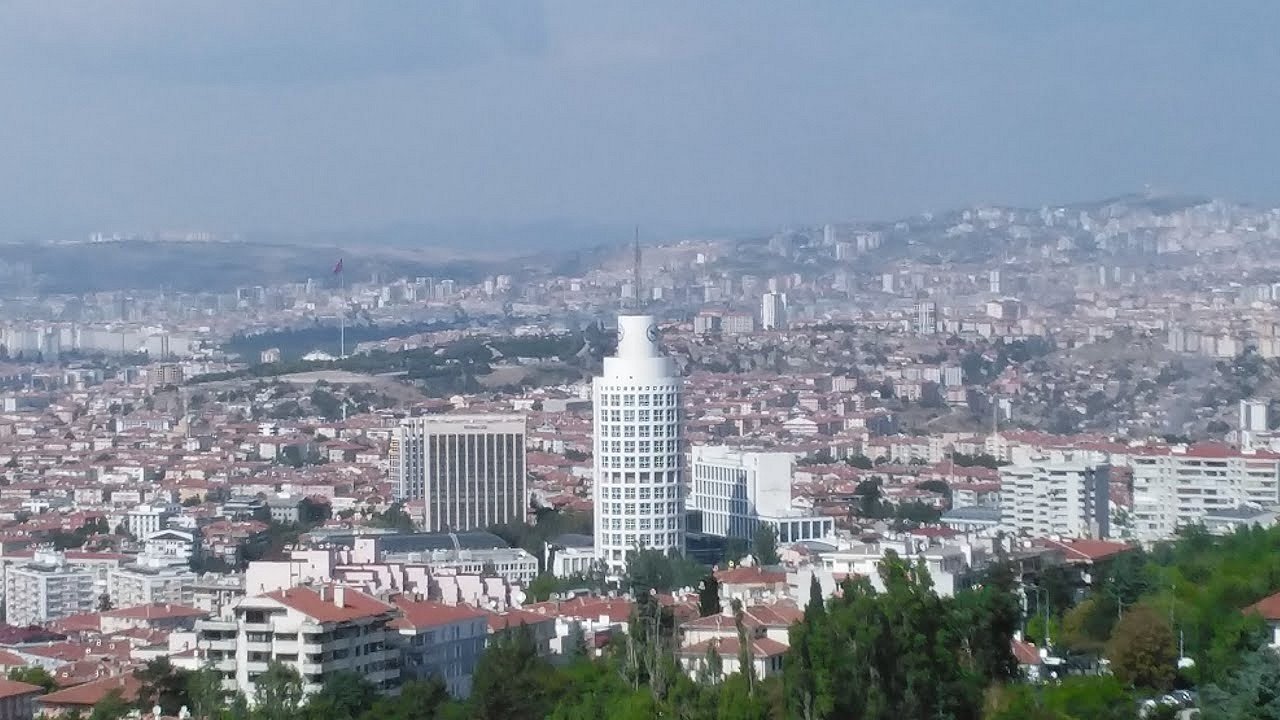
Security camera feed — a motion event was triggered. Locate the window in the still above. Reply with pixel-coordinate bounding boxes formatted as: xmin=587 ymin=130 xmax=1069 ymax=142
xmin=624 ymin=394 xmax=635 ymax=406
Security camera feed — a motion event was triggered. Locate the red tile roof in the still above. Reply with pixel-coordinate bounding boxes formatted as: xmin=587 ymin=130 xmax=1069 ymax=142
xmin=388 ymin=598 xmax=487 ymax=631
xmin=39 ymin=674 xmax=141 ymax=708
xmin=101 ymin=604 xmax=207 ymax=621
xmin=264 ymin=585 xmax=393 ymax=623
xmin=677 ymin=636 xmax=789 ymax=658
xmin=1012 ymin=639 xmax=1041 ymax=665
xmin=1037 ymin=538 xmax=1134 ymax=563
xmin=1245 ymin=591 xmax=1280 ymax=621
xmin=0 ymin=679 xmax=40 ymax=700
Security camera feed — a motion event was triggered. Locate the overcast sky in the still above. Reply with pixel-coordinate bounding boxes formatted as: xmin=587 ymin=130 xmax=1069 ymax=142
xmin=0 ymin=1 xmax=1277 ymax=238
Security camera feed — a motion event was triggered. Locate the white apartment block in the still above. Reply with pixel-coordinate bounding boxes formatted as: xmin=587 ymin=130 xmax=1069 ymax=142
xmin=1131 ymin=446 xmax=1280 ymax=543
xmin=4 ymin=552 xmax=97 ymax=626
xmin=126 ymin=503 xmax=173 ymax=539
xmin=690 ymin=445 xmax=834 ymax=544
xmin=392 ymin=414 xmax=527 ymax=532
xmin=108 ymin=556 xmax=197 ymax=608
xmin=999 ymin=459 xmax=1111 ymax=539
xmin=194 ymin=585 xmax=400 ymax=702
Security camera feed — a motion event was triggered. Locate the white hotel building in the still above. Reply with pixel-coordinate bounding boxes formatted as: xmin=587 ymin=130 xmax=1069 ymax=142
xmin=391 ymin=414 xmax=527 ymax=532
xmin=690 ymin=446 xmax=833 ymax=544
xmin=1131 ymin=445 xmax=1280 ymax=543
xmin=593 ymin=315 xmax=684 ymax=574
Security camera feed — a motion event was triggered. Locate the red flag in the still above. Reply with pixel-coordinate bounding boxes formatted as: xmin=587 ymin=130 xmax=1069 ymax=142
xmin=333 ymin=258 xmax=343 ymax=275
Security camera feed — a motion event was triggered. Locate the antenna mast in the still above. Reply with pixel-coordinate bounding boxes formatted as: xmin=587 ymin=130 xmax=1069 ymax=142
xmin=632 ymin=225 xmax=642 ymax=309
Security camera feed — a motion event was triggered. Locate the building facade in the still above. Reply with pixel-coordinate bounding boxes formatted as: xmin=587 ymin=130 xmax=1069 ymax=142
xmin=690 ymin=445 xmax=833 ymax=544
xmin=4 ymin=552 xmax=97 ymax=626
xmin=1131 ymin=446 xmax=1280 ymax=542
xmin=108 ymin=556 xmax=197 ymax=608
xmin=194 ymin=585 xmax=400 ymax=702
xmin=999 ymin=459 xmax=1111 ymax=539
xmin=760 ymin=292 xmax=788 ymax=331
xmin=392 ymin=415 xmax=527 ymax=532
xmin=389 ymin=597 xmax=488 ymax=698
xmin=593 ymin=315 xmax=684 ymax=574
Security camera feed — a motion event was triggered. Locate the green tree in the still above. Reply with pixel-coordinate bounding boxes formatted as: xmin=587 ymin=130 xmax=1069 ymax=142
xmin=698 ymin=573 xmax=722 ymax=617
xmin=88 ymin=689 xmax=132 ymax=720
xmin=1107 ymin=604 xmax=1177 ymax=692
xmin=186 ymin=664 xmax=226 ymax=720
xmin=134 ymin=658 xmax=191 ymax=716
xmin=751 ymin=525 xmax=780 ymax=566
xmin=1201 ymin=647 xmax=1280 ymax=720
xmin=359 ymin=677 xmax=453 ymax=720
xmin=252 ymin=661 xmax=304 ymax=720
xmin=303 ymin=671 xmax=376 ymax=720
xmin=471 ymin=623 xmax=558 ymax=720
xmin=7 ymin=666 xmax=57 ymax=693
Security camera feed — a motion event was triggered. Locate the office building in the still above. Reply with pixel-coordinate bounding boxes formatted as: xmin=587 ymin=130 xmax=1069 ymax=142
xmin=1131 ymin=445 xmax=1280 ymax=542
xmin=690 ymin=446 xmax=833 ymax=544
xmin=391 ymin=415 xmax=527 ymax=532
xmin=999 ymin=458 xmax=1111 ymax=539
xmin=760 ymin=292 xmax=788 ymax=331
xmin=593 ymin=314 xmax=684 ymax=574
xmin=4 ymin=551 xmax=97 ymax=626
xmin=193 ymin=585 xmax=400 ymax=702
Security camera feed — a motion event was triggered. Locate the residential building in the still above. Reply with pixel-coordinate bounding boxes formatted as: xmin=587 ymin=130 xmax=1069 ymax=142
xmin=194 ymin=585 xmax=400 ymax=702
xmin=915 ymin=301 xmax=937 ymax=334
xmin=592 ymin=314 xmax=685 ymax=574
xmin=391 ymin=414 xmax=527 ymax=532
xmin=142 ymin=529 xmax=197 ymax=567
xmin=4 ymin=551 xmax=97 ymax=626
xmin=999 ymin=458 xmax=1111 ymax=538
xmin=1131 ymin=445 xmax=1280 ymax=542
xmin=108 ymin=555 xmax=197 ymax=608
xmin=126 ymin=503 xmax=172 ymax=540
xmin=689 ymin=445 xmax=833 ymax=544
xmin=388 ymin=597 xmax=488 ymax=698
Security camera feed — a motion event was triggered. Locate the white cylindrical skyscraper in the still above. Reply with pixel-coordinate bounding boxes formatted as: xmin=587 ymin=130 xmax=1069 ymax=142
xmin=593 ymin=314 xmax=684 ymax=575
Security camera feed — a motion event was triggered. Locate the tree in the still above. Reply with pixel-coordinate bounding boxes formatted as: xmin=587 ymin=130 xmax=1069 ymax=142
xmin=360 ymin=677 xmax=453 ymax=720
xmin=253 ymin=661 xmax=304 ymax=720
xmin=698 ymin=573 xmax=722 ymax=617
xmin=186 ymin=664 xmax=226 ymax=720
xmin=1107 ymin=604 xmax=1177 ymax=691
xmin=134 ymin=658 xmax=191 ymax=716
xmin=564 ymin=621 xmax=588 ymax=660
xmin=8 ymin=666 xmax=57 ymax=693
xmin=751 ymin=525 xmax=780 ymax=566
xmin=1201 ymin=647 xmax=1280 ymax=720
xmin=471 ymin=623 xmax=557 ymax=720
xmin=89 ymin=689 xmax=132 ymax=720
xmin=303 ymin=671 xmax=376 ymax=720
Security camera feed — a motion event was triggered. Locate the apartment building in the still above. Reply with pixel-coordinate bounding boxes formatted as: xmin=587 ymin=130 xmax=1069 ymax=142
xmin=4 ymin=551 xmax=97 ymax=626
xmin=388 ymin=597 xmax=488 ymax=698
xmin=1131 ymin=445 xmax=1280 ymax=542
xmin=194 ymin=585 xmax=400 ymax=702
xmin=108 ymin=555 xmax=197 ymax=608
xmin=999 ymin=459 xmax=1111 ymax=539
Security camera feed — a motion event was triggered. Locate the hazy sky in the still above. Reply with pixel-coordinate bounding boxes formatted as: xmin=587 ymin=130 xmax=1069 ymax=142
xmin=1 ymin=1 xmax=1277 ymax=237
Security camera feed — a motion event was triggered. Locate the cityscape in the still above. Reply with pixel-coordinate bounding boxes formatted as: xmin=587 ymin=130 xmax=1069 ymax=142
xmin=2 ymin=4 xmax=1280 ymax=720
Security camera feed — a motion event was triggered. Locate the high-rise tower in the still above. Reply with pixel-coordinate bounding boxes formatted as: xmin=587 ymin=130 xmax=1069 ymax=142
xmin=592 ymin=314 xmax=684 ymax=575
